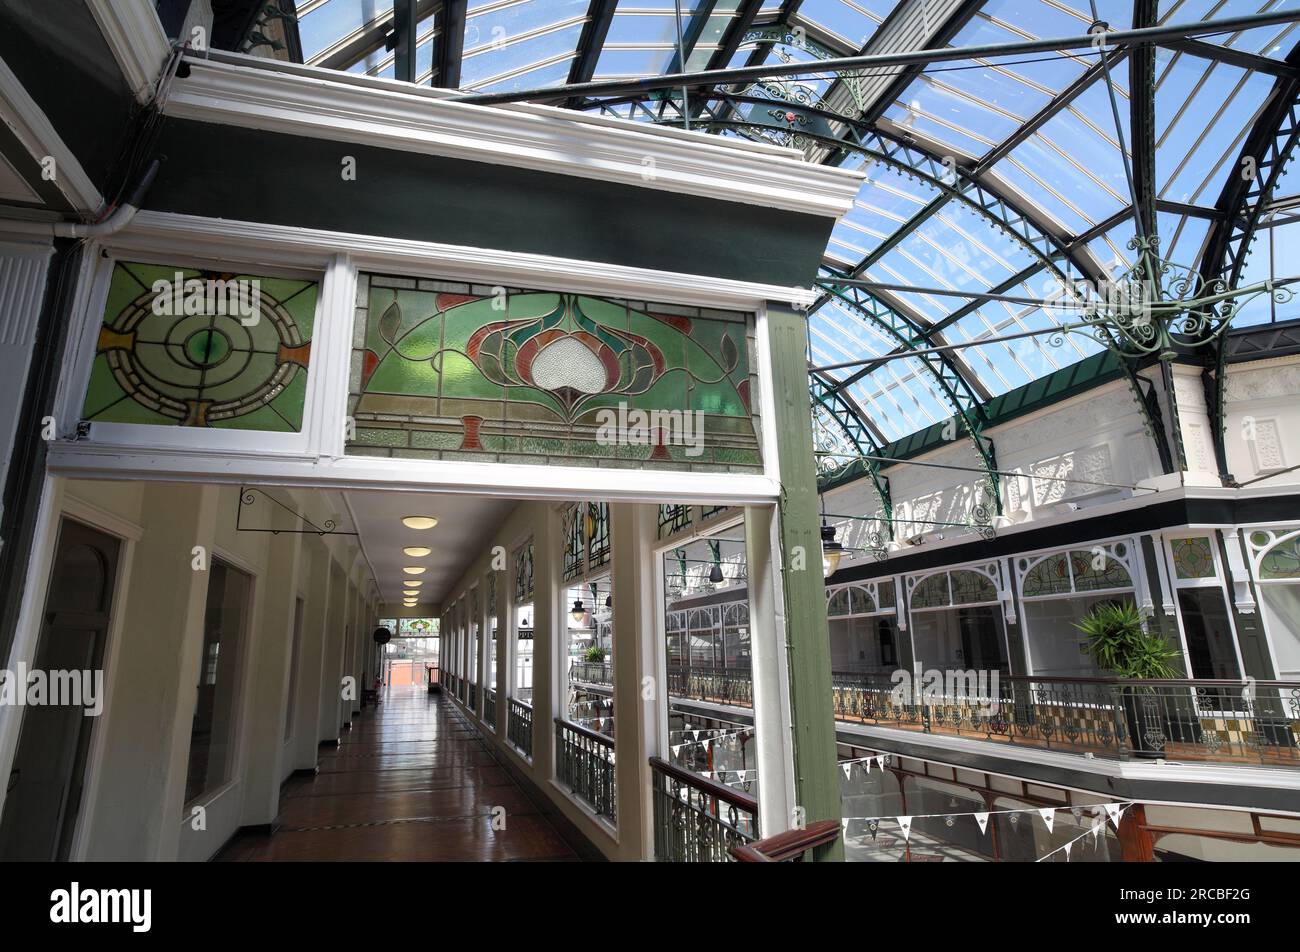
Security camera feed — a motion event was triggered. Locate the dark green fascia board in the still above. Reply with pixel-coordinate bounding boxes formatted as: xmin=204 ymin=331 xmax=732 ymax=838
xmin=144 ymin=118 xmax=835 ymax=287
xmin=819 ymin=349 xmax=1128 ymax=492
xmin=827 ymin=492 xmax=1300 ymax=584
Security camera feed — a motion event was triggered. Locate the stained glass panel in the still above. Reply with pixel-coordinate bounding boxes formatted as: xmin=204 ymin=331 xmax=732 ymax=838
xmin=848 ymin=585 xmax=876 ymax=615
xmin=562 ymin=504 xmax=584 ymax=582
xmin=82 ymin=261 xmax=317 ymax=431
xmin=909 ymin=573 xmax=950 ymax=610
xmin=348 ymin=275 xmax=760 ymax=471
xmin=828 ymin=586 xmax=851 ymax=616
xmin=1256 ymin=532 xmax=1300 ymax=580
xmin=951 ymin=569 xmax=998 ymax=606
xmin=658 ymin=504 xmax=692 ymax=539
xmin=1069 ymin=546 xmax=1132 ymax=592
xmin=1172 ymin=537 xmax=1217 ymax=580
xmin=588 ymin=502 xmax=611 ymax=571
xmin=1020 ymin=553 xmax=1072 ymax=597
xmin=514 ymin=541 xmax=534 ymax=603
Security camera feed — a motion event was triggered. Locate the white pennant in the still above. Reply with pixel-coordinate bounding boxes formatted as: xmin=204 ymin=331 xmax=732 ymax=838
xmin=1091 ymin=817 xmax=1103 ymax=841
xmin=1104 ymin=802 xmax=1125 ymax=828
xmin=877 ymin=755 xmax=886 ymax=769
xmin=842 ymin=763 xmax=852 ymax=779
xmin=671 ymin=745 xmax=682 ymax=756
xmin=897 ymin=816 xmax=913 ymax=841
xmin=692 ymin=730 xmax=700 ymax=741
xmin=863 ymin=757 xmax=872 ymax=774
xmin=1039 ymin=808 xmax=1056 ymax=833
xmin=974 ymin=812 xmax=989 ymax=834
xmin=1063 ymin=841 xmax=1073 ymax=861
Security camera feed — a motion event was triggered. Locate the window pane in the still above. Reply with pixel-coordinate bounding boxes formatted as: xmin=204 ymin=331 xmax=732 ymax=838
xmin=186 ymin=561 xmax=251 ymax=805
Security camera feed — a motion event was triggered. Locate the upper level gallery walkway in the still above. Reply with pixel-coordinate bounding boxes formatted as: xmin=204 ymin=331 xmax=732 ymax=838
xmin=217 ymin=686 xmax=577 ymax=862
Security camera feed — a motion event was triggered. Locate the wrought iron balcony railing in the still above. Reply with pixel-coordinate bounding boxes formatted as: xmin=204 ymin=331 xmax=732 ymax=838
xmin=833 ymin=672 xmax=1300 ymax=766
xmin=666 ymin=664 xmax=754 ymax=707
xmin=508 ymin=697 xmax=533 ymax=758
xmin=483 ymin=687 xmax=496 ymax=728
xmin=662 ymin=664 xmax=1300 ymax=768
xmin=651 ymin=756 xmax=757 ymax=862
xmin=555 ymin=718 xmax=616 ymax=824
xmin=568 ymin=660 xmax=613 ymax=686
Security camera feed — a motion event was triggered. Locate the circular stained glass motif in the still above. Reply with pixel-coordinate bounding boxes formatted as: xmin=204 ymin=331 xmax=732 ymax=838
xmin=82 ymin=265 xmax=317 ymax=430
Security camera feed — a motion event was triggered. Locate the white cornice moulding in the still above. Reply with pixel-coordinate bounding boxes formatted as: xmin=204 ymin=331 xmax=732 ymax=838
xmin=0 ymin=56 xmax=103 ymax=212
xmin=115 ymin=211 xmax=821 ymax=310
xmin=45 ymin=441 xmax=782 ymax=505
xmin=164 ymin=57 xmax=864 ymax=219
xmin=85 ymin=0 xmax=171 ymax=104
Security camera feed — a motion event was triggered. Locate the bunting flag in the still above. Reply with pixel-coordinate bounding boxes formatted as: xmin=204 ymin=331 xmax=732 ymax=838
xmin=842 ymin=763 xmax=852 ymax=779
xmin=1039 ymin=807 xmax=1056 ymax=833
xmin=862 ymin=757 xmax=871 ymax=775
xmin=1062 ymin=841 xmax=1073 ymax=861
xmin=1105 ymin=802 xmax=1125 ymax=828
xmin=974 ymin=812 xmax=989 ymax=835
xmin=897 ymin=816 xmax=912 ymax=841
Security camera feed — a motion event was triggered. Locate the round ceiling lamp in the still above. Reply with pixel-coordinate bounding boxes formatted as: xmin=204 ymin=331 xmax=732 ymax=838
xmin=403 ymin=546 xmax=432 ymax=557
xmin=403 ymin=566 xmax=426 ymax=575
xmin=402 ymin=516 xmax=438 ymax=530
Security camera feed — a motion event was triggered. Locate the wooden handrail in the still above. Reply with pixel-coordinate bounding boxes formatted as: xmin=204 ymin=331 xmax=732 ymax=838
xmin=730 ymin=820 xmax=841 ymax=862
xmin=648 ymin=756 xmax=758 ymax=814
xmin=554 ymin=717 xmax=615 ymax=749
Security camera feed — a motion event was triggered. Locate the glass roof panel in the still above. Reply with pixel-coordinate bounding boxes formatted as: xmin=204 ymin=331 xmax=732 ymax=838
xmin=1162 ymin=0 xmax=1300 ymax=58
xmin=793 ymin=0 xmax=893 ymax=49
xmin=299 ymin=0 xmax=395 ymax=63
xmin=1154 ymin=50 xmax=1274 ymax=207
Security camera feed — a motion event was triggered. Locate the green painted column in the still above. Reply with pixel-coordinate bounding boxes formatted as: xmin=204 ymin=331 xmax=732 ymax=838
xmin=766 ymin=302 xmax=843 ymax=861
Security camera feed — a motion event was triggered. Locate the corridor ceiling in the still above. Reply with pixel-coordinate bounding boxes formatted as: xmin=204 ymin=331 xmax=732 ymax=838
xmin=243 ymin=0 xmax=1300 ymax=451
xmin=344 ymin=489 xmax=514 ymax=607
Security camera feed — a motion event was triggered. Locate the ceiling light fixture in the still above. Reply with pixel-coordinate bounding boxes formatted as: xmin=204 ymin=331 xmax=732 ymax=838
xmin=402 ymin=516 xmax=438 ymax=530
xmin=405 ymin=580 xmax=422 ymax=586
xmin=403 ymin=566 xmax=426 ymax=575
xmin=570 ymin=598 xmax=586 ymax=624
xmin=403 ymin=590 xmax=419 ymax=596
xmin=403 ymin=546 xmax=432 ymax=557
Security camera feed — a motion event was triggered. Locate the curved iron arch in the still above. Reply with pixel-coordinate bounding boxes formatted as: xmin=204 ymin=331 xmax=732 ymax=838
xmin=1198 ymin=43 xmax=1300 ymax=479
xmin=809 ymin=371 xmax=893 ymax=533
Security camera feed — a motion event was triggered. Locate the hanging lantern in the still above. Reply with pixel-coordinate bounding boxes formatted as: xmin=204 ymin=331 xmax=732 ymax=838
xmin=821 ymin=523 xmax=843 ymax=578
xmin=570 ymin=598 xmax=586 ymax=624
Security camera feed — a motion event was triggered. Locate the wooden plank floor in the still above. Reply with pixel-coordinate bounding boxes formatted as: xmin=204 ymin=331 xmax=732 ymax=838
xmin=216 ymin=686 xmax=578 ymax=861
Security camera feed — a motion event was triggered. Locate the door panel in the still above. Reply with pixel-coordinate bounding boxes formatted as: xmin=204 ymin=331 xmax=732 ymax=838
xmin=0 ymin=519 xmax=119 ymax=861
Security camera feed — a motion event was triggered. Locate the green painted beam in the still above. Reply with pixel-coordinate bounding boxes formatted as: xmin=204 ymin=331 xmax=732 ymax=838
xmin=767 ymin=302 xmax=843 ymax=861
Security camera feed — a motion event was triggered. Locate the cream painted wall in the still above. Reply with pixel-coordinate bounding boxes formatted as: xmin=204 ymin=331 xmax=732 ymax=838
xmin=24 ymin=478 xmax=368 ymax=861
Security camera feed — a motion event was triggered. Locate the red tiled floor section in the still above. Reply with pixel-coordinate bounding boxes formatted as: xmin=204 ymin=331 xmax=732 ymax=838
xmin=216 ymin=687 xmax=577 ymax=862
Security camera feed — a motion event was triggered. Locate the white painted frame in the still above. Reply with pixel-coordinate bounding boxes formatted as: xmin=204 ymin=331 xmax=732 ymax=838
xmin=48 ymin=212 xmax=791 ymax=504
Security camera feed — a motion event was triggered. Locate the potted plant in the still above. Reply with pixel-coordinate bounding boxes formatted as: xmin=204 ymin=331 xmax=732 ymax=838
xmin=1076 ymin=600 xmax=1184 ymax=755
xmin=584 ymin=646 xmax=606 ymax=664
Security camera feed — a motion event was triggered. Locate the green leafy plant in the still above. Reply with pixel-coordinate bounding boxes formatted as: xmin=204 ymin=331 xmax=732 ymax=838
xmin=1076 ymin=601 xmax=1182 ymax=679
xmin=584 ymin=646 xmax=606 ymax=663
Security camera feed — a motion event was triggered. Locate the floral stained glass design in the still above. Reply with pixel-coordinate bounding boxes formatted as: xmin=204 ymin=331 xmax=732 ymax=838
xmin=81 ymin=261 xmax=317 ymax=431
xmin=514 ymin=541 xmax=534 ymax=604
xmin=348 ymin=275 xmax=760 ymax=470
xmin=1254 ymin=530 xmax=1300 ymax=580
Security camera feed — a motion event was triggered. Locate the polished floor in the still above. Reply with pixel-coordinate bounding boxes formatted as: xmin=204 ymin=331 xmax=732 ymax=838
xmin=217 ymin=685 xmax=577 ymax=861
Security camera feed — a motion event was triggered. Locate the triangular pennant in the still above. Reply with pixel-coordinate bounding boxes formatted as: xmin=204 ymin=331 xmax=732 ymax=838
xmin=862 ymin=757 xmax=872 ymax=774
xmin=1104 ymin=803 xmax=1125 ymax=828
xmin=1063 ymin=841 xmax=1073 ymax=861
xmin=671 ymin=745 xmax=682 ymax=756
xmin=974 ymin=812 xmax=989 ymax=835
xmin=877 ymin=755 xmax=887 ymax=769
xmin=842 ymin=763 xmax=852 ymax=779
xmin=1039 ymin=808 xmax=1056 ymax=833
xmin=897 ymin=816 xmax=912 ymax=841
xmin=1091 ymin=817 xmax=1103 ymax=840
xmin=692 ymin=730 xmax=700 ymax=741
